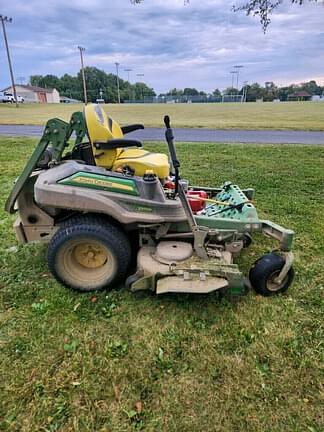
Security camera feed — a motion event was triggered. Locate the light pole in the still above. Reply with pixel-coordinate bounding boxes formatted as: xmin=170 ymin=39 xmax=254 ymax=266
xmin=124 ymin=68 xmax=133 ymax=82
xmin=230 ymin=71 xmax=237 ymax=90
xmin=242 ymin=81 xmax=248 ymax=102
xmin=136 ymin=73 xmax=145 ymax=101
xmin=115 ymin=62 xmax=120 ymax=104
xmin=78 ymin=46 xmax=87 ymax=104
xmin=0 ymin=15 xmax=18 ymax=108
xmin=234 ymin=65 xmax=243 ymax=91
xmin=124 ymin=68 xmax=133 ymax=101
xmin=136 ymin=73 xmax=144 ymax=80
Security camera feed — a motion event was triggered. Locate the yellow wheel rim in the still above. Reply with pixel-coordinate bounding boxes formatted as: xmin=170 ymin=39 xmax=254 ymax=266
xmin=74 ymin=242 xmax=108 ymax=269
xmin=56 ymin=238 xmax=117 ymax=291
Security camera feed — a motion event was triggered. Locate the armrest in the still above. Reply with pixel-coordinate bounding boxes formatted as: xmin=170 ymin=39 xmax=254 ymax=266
xmin=121 ymin=124 xmax=144 ymax=134
xmin=94 ymin=139 xmax=143 ymax=150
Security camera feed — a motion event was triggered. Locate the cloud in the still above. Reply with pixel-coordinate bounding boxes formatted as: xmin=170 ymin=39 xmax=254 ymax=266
xmin=1 ymin=0 xmax=324 ymax=92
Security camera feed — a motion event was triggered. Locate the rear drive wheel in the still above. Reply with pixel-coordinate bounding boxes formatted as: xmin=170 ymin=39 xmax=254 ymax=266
xmin=48 ymin=216 xmax=131 ymax=292
xmin=249 ymin=253 xmax=294 ymax=296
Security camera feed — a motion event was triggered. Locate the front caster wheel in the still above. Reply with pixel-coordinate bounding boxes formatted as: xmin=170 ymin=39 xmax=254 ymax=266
xmin=242 ymin=233 xmax=252 ymax=248
xmin=249 ymin=253 xmax=294 ymax=296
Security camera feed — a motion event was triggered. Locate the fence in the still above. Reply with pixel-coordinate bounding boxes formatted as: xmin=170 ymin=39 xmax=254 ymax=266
xmin=125 ymin=94 xmax=244 ymax=104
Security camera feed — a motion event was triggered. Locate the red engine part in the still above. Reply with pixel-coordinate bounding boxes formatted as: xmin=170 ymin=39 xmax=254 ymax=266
xmin=186 ymin=190 xmax=208 ymax=213
xmin=164 ymin=180 xmax=175 ymax=190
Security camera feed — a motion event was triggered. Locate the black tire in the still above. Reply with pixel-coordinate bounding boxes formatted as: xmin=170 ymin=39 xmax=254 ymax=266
xmin=125 ymin=272 xmax=143 ymax=290
xmin=242 ymin=233 xmax=252 ymax=248
xmin=249 ymin=252 xmax=294 ymax=296
xmin=48 ymin=215 xmax=131 ymax=292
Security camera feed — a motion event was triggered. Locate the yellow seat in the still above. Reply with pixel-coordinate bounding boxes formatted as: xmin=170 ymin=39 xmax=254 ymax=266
xmin=84 ymin=104 xmax=169 ymax=180
xmin=112 ymin=148 xmax=169 ymax=179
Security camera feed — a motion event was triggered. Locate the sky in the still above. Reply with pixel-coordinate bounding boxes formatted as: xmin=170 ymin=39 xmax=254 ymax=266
xmin=0 ymin=0 xmax=324 ymax=94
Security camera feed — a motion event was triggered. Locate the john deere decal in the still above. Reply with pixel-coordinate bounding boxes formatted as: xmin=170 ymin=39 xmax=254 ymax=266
xmin=58 ymin=172 xmax=139 ymax=196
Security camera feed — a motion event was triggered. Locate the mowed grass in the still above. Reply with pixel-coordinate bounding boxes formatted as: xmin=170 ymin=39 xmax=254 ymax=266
xmin=1 ymin=101 xmax=324 ymax=130
xmin=0 ymin=137 xmax=323 ymax=432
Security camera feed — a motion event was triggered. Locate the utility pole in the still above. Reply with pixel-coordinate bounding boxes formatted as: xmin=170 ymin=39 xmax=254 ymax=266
xmin=77 ymin=46 xmax=87 ymax=104
xmin=0 ymin=15 xmax=18 ymax=108
xmin=234 ymin=65 xmax=244 ymax=91
xmin=115 ymin=62 xmax=120 ymax=103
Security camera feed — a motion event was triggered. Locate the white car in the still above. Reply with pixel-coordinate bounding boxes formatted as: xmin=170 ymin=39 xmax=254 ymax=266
xmin=3 ymin=92 xmax=24 ymax=103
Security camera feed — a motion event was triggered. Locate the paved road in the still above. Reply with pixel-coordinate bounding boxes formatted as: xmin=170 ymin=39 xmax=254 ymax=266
xmin=1 ymin=124 xmax=324 ymax=144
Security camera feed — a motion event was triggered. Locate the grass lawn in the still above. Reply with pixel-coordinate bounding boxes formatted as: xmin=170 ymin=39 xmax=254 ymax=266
xmin=0 ymin=137 xmax=323 ymax=431
xmin=0 ymin=101 xmax=324 ymax=130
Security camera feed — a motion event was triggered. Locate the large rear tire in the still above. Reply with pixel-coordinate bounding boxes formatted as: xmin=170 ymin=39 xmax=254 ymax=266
xmin=48 ymin=215 xmax=131 ymax=292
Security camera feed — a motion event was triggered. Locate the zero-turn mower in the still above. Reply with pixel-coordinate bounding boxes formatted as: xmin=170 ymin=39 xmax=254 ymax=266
xmin=5 ymin=104 xmax=295 ymax=296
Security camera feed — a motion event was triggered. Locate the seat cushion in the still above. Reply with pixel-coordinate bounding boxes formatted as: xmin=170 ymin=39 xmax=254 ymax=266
xmin=112 ymin=148 xmax=169 ymax=179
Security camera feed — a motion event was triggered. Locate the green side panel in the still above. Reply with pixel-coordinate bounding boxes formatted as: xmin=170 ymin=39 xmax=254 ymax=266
xmin=58 ymin=172 xmax=139 ymax=196
xmin=5 ymin=118 xmax=71 ymax=214
xmin=171 ymin=218 xmax=261 ymax=233
xmin=194 ymin=216 xmax=261 ymax=231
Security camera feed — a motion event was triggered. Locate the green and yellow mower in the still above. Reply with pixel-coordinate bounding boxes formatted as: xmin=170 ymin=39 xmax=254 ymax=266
xmin=5 ymin=104 xmax=295 ymax=296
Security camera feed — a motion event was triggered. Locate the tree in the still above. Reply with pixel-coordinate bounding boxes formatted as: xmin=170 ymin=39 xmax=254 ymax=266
xmin=223 ymin=87 xmax=239 ymax=96
xmin=166 ymin=88 xmax=184 ymax=96
xmin=300 ymin=80 xmax=322 ymax=95
xmin=244 ymin=82 xmax=265 ymax=101
xmin=30 ymin=68 xmax=156 ymax=103
xmin=233 ymin=0 xmax=317 ymax=32
xmin=212 ymin=88 xmax=222 ymax=97
xmin=59 ymin=74 xmax=82 ymax=100
xmin=30 ymin=74 xmax=61 ymax=90
xmin=183 ymin=87 xmax=199 ymax=96
xmin=30 ymin=75 xmax=43 ymax=87
xmin=133 ymin=82 xmax=156 ymax=100
xmin=131 ymin=1 xmax=318 ymax=31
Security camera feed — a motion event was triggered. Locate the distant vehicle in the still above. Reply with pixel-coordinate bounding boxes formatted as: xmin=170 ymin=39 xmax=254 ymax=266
xmin=60 ymin=96 xmax=81 ymax=104
xmin=0 ymin=92 xmax=6 ymax=103
xmin=96 ymin=98 xmax=105 ymax=104
xmin=3 ymin=92 xmax=24 ymax=103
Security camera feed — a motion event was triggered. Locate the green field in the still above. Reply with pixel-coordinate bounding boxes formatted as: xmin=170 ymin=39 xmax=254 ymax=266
xmin=1 ymin=138 xmax=323 ymax=431
xmin=1 ymin=101 xmax=324 ymax=130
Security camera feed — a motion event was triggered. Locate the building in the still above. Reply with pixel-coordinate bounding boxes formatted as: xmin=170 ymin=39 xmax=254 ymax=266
xmin=2 ymin=85 xmax=60 ymax=103
xmin=287 ymin=90 xmax=312 ymax=102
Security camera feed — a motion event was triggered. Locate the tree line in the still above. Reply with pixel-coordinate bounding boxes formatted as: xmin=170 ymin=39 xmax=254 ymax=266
xmin=159 ymin=80 xmax=324 ymax=102
xmin=230 ymin=80 xmax=324 ymax=102
xmin=30 ymin=68 xmax=323 ymax=103
xmin=30 ymin=67 xmax=156 ymax=103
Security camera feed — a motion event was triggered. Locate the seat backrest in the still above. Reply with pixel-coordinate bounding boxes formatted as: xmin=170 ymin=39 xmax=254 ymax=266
xmin=84 ymin=104 xmax=124 ymax=168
